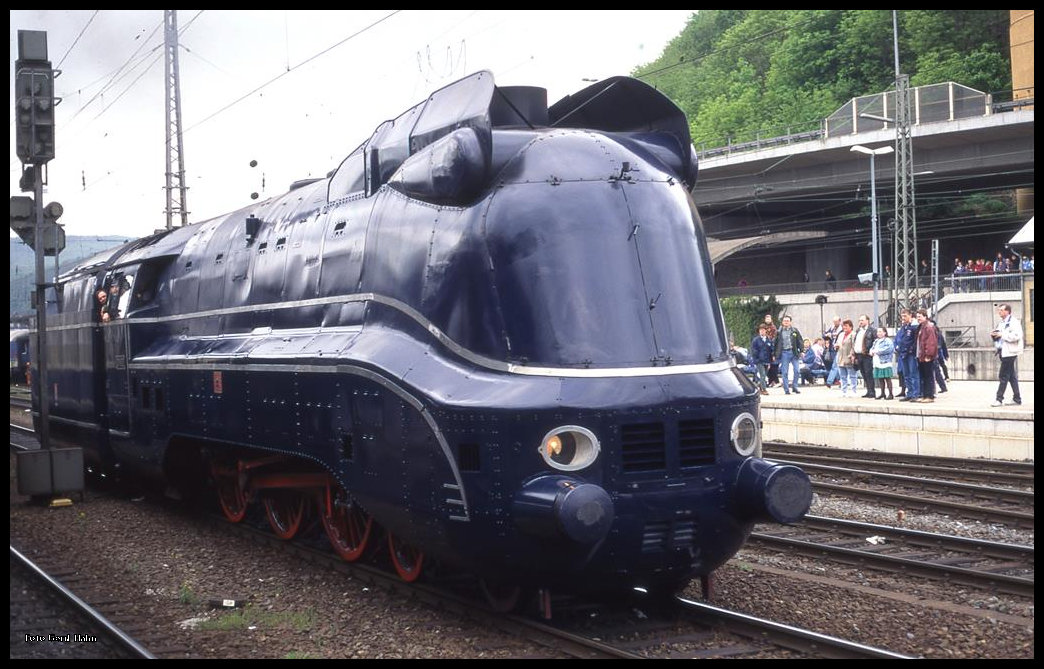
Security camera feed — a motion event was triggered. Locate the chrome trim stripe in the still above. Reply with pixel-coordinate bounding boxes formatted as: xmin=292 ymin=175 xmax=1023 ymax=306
xmin=130 ymin=360 xmax=470 ymax=521
xmin=42 ymin=291 xmax=734 ymax=378
xmin=39 ymin=414 xmax=103 ymax=432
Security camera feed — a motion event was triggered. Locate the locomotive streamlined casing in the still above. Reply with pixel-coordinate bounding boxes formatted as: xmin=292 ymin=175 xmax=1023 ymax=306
xmin=37 ymin=70 xmax=811 ymax=594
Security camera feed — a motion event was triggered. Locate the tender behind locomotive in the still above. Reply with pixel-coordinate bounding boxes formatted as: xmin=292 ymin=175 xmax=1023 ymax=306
xmin=37 ymin=71 xmax=811 ymax=599
xmin=10 ymin=329 xmax=31 ymax=385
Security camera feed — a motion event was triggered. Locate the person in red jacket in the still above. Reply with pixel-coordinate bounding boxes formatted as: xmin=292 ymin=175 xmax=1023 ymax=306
xmin=915 ymin=309 xmax=939 ymax=403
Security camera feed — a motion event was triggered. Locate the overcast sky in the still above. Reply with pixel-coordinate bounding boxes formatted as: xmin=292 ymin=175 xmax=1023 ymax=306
xmin=10 ymin=10 xmax=693 ymax=239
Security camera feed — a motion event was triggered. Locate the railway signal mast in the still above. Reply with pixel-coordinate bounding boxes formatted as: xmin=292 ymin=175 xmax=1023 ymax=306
xmin=11 ymin=29 xmax=60 ymax=453
xmin=11 ymin=29 xmax=82 ymax=505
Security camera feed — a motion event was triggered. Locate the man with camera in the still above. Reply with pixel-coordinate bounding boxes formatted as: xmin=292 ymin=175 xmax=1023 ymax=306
xmin=991 ymin=303 xmax=1024 ymax=407
xmin=989 ymin=304 xmax=1023 ymax=407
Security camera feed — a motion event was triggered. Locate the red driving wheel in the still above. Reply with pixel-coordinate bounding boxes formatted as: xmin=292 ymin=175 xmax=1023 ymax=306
xmin=263 ymin=489 xmax=307 ymax=540
xmin=388 ymin=532 xmax=424 ymax=582
xmin=211 ymin=460 xmax=247 ymax=523
xmin=320 ymin=489 xmax=373 ymax=562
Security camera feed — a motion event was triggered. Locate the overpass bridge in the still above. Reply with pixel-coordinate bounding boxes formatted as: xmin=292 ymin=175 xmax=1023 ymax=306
xmin=692 ymin=82 xmax=1034 ymax=286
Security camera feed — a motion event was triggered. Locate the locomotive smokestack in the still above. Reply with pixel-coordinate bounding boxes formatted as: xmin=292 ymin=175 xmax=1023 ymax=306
xmin=491 ymin=86 xmax=548 ymax=127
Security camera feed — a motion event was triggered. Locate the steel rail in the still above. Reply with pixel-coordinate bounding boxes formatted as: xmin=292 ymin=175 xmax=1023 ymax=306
xmin=797 ymin=514 xmax=1034 ymax=559
xmin=813 ymin=482 xmax=1034 ymax=529
xmin=774 ymin=459 xmax=1034 ymax=505
xmin=765 ymin=451 xmax=1034 ymax=487
xmin=10 ymin=545 xmax=156 ymax=659
xmin=669 ymin=593 xmax=913 ymax=659
xmin=748 ymin=533 xmax=1034 ymax=598
xmin=764 ymin=442 xmax=1034 ymax=474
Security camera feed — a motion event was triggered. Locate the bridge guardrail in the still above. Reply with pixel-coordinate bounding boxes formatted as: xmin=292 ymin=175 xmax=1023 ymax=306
xmin=696 ymin=85 xmax=1032 ymax=160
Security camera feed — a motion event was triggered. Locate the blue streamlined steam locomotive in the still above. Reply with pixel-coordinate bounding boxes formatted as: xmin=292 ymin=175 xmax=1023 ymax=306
xmin=34 ymin=71 xmax=811 ymax=605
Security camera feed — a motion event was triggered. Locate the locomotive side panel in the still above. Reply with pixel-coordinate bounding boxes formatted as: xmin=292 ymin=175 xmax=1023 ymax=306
xmin=39 ymin=274 xmax=110 ymax=462
xmin=418 ymin=202 xmax=507 ymax=359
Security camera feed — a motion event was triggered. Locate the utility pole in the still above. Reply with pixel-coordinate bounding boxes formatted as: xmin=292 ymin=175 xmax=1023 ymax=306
xmin=891 ymin=10 xmax=919 ymax=315
xmin=164 ymin=9 xmax=190 ymax=229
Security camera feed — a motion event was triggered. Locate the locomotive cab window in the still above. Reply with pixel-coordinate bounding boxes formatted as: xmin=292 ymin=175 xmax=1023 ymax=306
xmin=328 ymin=144 xmax=366 ymax=201
xmin=124 ymin=259 xmax=168 ymax=316
xmin=99 ymin=272 xmax=132 ymax=320
xmin=117 ymin=274 xmax=134 ymax=316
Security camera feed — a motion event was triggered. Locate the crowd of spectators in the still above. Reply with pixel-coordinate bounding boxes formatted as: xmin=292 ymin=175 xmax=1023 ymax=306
xmin=949 ymin=253 xmax=1033 ymax=293
xmin=731 ymin=307 xmax=950 ymax=402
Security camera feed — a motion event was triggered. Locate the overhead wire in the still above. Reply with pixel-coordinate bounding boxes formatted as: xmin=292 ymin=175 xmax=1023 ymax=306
xmin=34 ymin=10 xmax=400 ymax=214
xmin=701 ymin=165 xmax=1033 ymax=246
xmin=54 ymin=10 xmax=99 ymax=71
xmin=183 ymin=10 xmax=401 ymax=135
xmin=74 ymin=18 xmax=165 ymax=119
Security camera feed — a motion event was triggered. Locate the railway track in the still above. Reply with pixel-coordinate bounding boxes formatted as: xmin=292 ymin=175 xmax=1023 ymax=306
xmin=666 ymin=594 xmax=911 ymax=659
xmin=764 ymin=447 xmax=1034 ymax=530
xmin=764 ymin=443 xmax=1034 ymax=486
xmin=750 ymin=515 xmax=1034 ymax=597
xmin=218 ymin=506 xmax=907 ymax=658
xmin=803 ymin=475 xmax=1032 ymax=529
xmin=548 ymin=588 xmax=912 ymax=658
xmin=10 ymin=546 xmax=156 ymax=659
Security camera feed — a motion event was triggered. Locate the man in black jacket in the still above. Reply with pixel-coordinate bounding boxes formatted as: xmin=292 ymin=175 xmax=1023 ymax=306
xmin=853 ymin=314 xmax=877 ymax=398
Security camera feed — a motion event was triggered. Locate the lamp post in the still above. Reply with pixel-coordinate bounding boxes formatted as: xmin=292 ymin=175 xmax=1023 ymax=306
xmin=815 ymin=294 xmax=828 ymax=338
xmin=851 ymin=144 xmax=894 ymax=327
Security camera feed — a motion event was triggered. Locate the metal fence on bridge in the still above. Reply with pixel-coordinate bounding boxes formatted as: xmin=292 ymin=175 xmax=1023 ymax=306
xmin=719 ymin=271 xmax=1031 ymax=301
xmin=695 ymin=84 xmax=1034 ymax=160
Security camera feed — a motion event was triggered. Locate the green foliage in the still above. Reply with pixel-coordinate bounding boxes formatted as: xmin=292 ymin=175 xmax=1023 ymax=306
xmin=721 ymin=295 xmax=782 ymax=349
xmin=196 ymin=605 xmax=317 ymax=632
xmin=178 ymin=583 xmax=200 ymax=606
xmin=915 ymin=190 xmax=1015 ymax=226
xmin=902 ymin=9 xmax=1011 ymax=92
xmin=634 ymin=10 xmax=1011 ymax=147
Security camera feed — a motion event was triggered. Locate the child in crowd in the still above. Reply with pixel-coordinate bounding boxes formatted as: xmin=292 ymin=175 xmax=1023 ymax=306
xmin=870 ymin=326 xmax=895 ymax=400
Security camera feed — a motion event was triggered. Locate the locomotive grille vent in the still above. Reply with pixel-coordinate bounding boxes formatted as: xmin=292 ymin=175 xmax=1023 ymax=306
xmin=678 ymin=419 xmax=716 ymax=467
xmin=620 ymin=422 xmax=666 ymax=472
xmin=641 ymin=521 xmax=669 ymax=553
xmin=457 ymin=442 xmax=481 ymax=472
xmin=340 ymin=433 xmax=354 ymax=462
xmin=641 ymin=519 xmax=697 ymax=553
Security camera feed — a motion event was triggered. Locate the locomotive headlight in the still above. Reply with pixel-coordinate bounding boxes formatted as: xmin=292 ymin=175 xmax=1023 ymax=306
xmin=730 ymin=412 xmax=760 ymax=457
xmin=539 ymin=426 xmax=600 ymax=471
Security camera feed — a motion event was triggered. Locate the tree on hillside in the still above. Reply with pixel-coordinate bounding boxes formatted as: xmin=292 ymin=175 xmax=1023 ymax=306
xmin=634 ymin=9 xmax=1011 ymax=146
